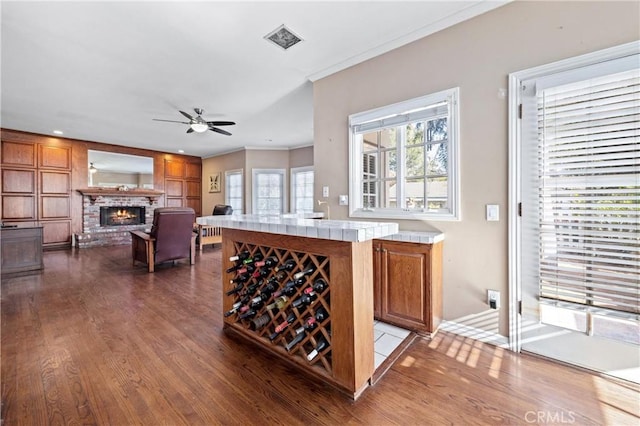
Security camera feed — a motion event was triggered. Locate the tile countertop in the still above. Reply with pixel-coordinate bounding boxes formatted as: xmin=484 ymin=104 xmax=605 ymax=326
xmin=196 ymin=213 xmax=399 ymax=243
xmin=378 ymin=230 xmax=444 ymax=244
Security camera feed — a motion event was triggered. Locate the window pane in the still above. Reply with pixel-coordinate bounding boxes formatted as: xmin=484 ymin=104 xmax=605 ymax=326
xmin=405 ymin=145 xmax=425 ymax=177
xmin=427 ymin=177 xmax=448 ymax=210
xmin=426 ymin=143 xmax=447 ymax=175
xmin=404 ymin=177 xmax=425 ymax=209
xmin=406 ymin=122 xmax=424 ymax=146
xmin=380 ymin=128 xmax=396 ymax=149
xmin=383 ymin=180 xmax=396 ymax=208
xmin=427 ymin=118 xmax=447 ymax=142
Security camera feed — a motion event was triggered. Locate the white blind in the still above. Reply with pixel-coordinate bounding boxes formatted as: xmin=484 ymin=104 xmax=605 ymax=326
xmin=537 ymin=68 xmax=640 ymax=315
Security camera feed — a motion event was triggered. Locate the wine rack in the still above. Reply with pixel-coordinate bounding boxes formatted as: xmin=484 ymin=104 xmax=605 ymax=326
xmin=221 ymin=228 xmax=374 ymax=399
xmin=224 ymin=240 xmax=333 ymax=373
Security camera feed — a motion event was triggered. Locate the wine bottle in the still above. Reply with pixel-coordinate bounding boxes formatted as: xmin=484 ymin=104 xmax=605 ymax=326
xmin=252 ymin=267 xmax=271 ymax=279
xmin=242 ymin=253 xmax=264 ymax=265
xmin=236 ymin=264 xmax=256 ymax=275
xmin=314 ymin=306 xmax=329 ymax=323
xmin=254 ymin=256 xmax=276 ymax=268
xmin=312 ymin=278 xmax=328 ymax=293
xmin=229 ymin=250 xmax=250 ymax=262
xmin=293 ymin=266 xmax=315 ymax=280
xmin=262 ymin=277 xmax=280 ymax=294
xmin=226 ymin=262 xmax=244 ymax=273
xmin=292 ymin=289 xmax=317 ymax=309
xmin=250 ymin=295 xmax=265 ymax=310
xmin=306 ymin=335 xmax=329 ymax=361
xmin=276 ymin=259 xmax=297 ymax=272
xmin=269 ymin=312 xmax=296 ymax=340
xmin=243 ymin=282 xmax=260 ymax=296
xmin=238 ymin=309 xmax=257 ymax=320
xmin=223 ymin=302 xmax=242 ymax=317
xmin=230 ymin=274 xmax=250 ymax=284
xmin=284 ymin=318 xmax=317 ymax=352
xmin=225 ymin=282 xmax=244 ymax=296
xmin=266 ymin=295 xmax=288 ymax=311
xmin=249 ymin=313 xmax=271 ymax=331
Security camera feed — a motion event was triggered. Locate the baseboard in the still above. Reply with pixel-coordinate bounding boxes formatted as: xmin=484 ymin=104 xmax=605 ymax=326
xmin=438 ymin=320 xmax=509 ymax=348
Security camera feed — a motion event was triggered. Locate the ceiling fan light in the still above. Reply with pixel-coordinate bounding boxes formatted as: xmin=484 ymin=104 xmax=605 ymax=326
xmin=89 ymin=163 xmax=98 ymax=173
xmin=190 ymin=122 xmax=209 ymax=133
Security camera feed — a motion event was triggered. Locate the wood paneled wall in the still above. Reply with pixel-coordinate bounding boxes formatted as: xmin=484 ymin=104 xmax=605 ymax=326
xmin=0 ymin=129 xmax=202 ymax=248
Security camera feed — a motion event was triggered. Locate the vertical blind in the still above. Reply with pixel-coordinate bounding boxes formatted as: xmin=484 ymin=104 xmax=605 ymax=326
xmin=537 ymin=67 xmax=640 ymax=315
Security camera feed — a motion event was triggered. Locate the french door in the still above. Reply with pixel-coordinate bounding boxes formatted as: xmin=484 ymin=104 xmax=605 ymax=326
xmin=510 ymin=42 xmax=639 ymax=383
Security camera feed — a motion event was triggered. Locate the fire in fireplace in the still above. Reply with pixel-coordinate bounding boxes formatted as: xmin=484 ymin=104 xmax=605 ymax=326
xmin=100 ymin=206 xmax=146 ymax=227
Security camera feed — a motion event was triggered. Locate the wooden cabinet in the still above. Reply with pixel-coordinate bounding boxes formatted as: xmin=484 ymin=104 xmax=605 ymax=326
xmin=1 ymin=137 xmax=72 ymax=249
xmin=163 ymin=159 xmax=201 ymax=215
xmin=1 ymin=226 xmax=43 ymax=276
xmin=373 ymin=239 xmax=442 ymax=335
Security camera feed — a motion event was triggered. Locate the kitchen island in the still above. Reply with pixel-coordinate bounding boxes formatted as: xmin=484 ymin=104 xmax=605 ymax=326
xmin=197 ymin=214 xmax=398 ymax=399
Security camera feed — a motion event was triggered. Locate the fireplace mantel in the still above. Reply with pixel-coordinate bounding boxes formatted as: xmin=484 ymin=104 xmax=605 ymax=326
xmin=77 ymin=188 xmax=164 ymax=205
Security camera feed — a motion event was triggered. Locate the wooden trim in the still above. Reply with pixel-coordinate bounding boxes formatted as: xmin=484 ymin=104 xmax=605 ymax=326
xmin=77 ymin=188 xmax=164 ymax=204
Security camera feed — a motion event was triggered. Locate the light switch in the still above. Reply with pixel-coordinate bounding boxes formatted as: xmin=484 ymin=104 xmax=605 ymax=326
xmin=486 ymin=204 xmax=499 ymax=221
xmin=339 ymin=195 xmax=348 ymax=206
xmin=322 ymin=186 xmax=329 ymax=197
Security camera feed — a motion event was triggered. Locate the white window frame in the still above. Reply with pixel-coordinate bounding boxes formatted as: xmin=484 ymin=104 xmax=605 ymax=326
xmin=348 ymin=88 xmax=461 ymax=221
xmin=252 ymin=168 xmax=286 ymax=215
xmin=290 ymin=166 xmax=314 ymax=214
xmin=225 ymin=169 xmax=243 ymax=214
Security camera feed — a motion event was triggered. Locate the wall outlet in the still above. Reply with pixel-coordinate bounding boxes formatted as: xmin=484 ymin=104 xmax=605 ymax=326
xmin=322 ymin=186 xmax=329 ymax=198
xmin=339 ymin=195 xmax=348 ymax=206
xmin=487 ymin=290 xmax=500 ymax=309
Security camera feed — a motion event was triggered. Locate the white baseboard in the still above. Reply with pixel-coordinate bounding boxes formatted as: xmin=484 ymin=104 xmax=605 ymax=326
xmin=438 ymin=320 xmax=510 ymax=349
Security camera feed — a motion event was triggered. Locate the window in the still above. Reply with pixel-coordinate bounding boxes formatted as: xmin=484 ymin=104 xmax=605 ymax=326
xmin=349 ymin=88 xmax=460 ymax=220
xmin=225 ymin=169 xmax=243 ymax=214
xmin=252 ymin=169 xmax=286 ymax=215
xmin=291 ymin=166 xmax=314 ymax=213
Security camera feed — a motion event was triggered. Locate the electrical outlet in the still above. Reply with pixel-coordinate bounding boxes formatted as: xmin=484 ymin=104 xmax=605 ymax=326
xmin=488 ymin=290 xmax=500 ymax=309
xmin=339 ymin=195 xmax=348 ymax=206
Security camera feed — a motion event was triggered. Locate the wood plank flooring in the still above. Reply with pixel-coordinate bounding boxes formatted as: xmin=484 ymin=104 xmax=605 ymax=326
xmin=2 ymin=245 xmax=638 ymax=425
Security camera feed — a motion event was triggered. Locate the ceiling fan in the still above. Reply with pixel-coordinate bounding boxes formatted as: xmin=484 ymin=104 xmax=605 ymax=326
xmin=153 ymin=108 xmax=236 ymax=136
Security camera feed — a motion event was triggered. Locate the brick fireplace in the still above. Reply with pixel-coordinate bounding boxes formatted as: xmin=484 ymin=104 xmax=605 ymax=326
xmin=75 ymin=189 xmax=164 ymax=248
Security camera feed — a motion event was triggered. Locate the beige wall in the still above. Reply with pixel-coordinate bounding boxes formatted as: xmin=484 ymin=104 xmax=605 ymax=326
xmin=201 ymin=150 xmax=245 ymax=215
xmin=313 ymin=1 xmax=640 ymax=335
xmin=289 ymin=145 xmax=313 ymax=169
xmin=201 ymin=146 xmax=314 ymax=215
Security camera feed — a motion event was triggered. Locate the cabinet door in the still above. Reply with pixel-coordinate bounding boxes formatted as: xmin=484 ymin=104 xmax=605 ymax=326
xmin=379 ymin=241 xmax=431 ymax=331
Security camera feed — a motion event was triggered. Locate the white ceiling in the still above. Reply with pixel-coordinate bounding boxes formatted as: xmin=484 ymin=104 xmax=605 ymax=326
xmin=1 ymin=1 xmax=507 ymax=159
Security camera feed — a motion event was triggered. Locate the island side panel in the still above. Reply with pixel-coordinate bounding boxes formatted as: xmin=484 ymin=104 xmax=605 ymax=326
xmin=330 ymin=239 xmax=374 ymax=396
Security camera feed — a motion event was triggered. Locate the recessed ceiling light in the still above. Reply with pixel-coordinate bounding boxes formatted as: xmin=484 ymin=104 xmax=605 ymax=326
xmin=178 ymin=149 xmax=184 ymax=153
xmin=264 ymin=25 xmax=303 ymax=50
xmin=53 ymin=130 xmax=63 ymax=135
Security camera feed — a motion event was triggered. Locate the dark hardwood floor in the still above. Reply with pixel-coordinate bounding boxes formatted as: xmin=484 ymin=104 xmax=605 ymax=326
xmin=2 ymin=245 xmax=638 ymax=425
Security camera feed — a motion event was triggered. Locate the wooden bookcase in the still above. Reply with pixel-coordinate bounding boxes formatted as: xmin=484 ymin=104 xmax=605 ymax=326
xmin=221 ymin=228 xmax=374 ymax=400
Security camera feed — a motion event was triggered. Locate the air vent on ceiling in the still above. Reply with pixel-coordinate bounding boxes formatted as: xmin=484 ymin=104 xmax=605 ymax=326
xmin=264 ymin=24 xmax=303 ymax=50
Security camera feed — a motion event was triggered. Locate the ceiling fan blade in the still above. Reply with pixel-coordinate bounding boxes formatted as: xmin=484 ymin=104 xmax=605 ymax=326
xmin=207 ymin=121 xmax=236 ymax=126
xmin=209 ymin=126 xmax=232 ymax=136
xmin=153 ymin=119 xmax=189 ymax=124
xmin=179 ymin=110 xmax=193 ymax=120
xmin=186 ymin=127 xmax=194 ymax=134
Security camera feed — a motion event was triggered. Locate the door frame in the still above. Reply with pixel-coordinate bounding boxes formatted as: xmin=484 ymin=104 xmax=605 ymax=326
xmin=507 ymin=40 xmax=640 ymax=353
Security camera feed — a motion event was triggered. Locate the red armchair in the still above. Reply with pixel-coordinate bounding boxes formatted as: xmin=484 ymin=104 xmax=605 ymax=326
xmin=130 ymin=207 xmax=196 ymax=272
